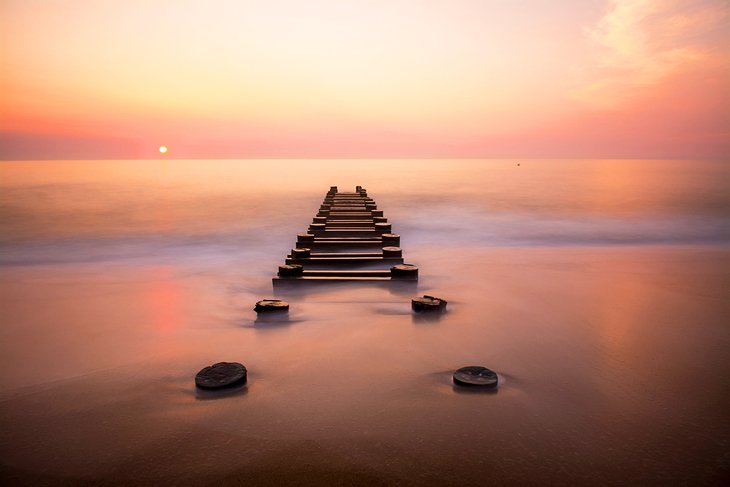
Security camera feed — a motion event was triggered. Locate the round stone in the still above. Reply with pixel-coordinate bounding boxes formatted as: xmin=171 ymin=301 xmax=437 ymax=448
xmin=453 ymin=366 xmax=498 ymax=388
xmin=254 ymin=299 xmax=290 ymax=313
xmin=412 ymin=295 xmax=447 ymax=312
xmin=195 ymin=362 xmax=247 ymax=390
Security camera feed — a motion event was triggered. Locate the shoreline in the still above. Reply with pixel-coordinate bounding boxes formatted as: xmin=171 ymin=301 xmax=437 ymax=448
xmin=1 ymin=244 xmax=728 ymax=485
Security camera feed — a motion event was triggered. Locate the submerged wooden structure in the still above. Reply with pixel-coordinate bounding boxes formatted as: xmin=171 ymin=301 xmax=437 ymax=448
xmin=273 ymin=186 xmax=418 ymax=284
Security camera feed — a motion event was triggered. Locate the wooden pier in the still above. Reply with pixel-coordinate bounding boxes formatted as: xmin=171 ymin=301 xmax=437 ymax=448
xmin=273 ymin=186 xmax=418 ymax=284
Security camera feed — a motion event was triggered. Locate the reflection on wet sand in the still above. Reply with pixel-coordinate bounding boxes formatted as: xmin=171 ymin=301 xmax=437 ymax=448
xmin=0 ymin=160 xmax=728 ymax=485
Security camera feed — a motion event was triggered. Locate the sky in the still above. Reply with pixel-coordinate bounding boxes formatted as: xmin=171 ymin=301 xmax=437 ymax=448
xmin=1 ymin=0 xmax=728 ymax=159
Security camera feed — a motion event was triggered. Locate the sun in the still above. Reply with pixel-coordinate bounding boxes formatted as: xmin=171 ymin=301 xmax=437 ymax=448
xmin=158 ymin=145 xmax=168 ymax=154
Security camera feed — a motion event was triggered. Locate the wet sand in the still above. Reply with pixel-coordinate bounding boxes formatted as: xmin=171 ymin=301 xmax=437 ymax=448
xmin=1 ymin=245 xmax=728 ymax=485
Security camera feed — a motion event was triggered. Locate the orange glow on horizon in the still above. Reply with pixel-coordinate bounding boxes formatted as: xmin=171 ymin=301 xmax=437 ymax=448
xmin=1 ymin=0 xmax=728 ymax=159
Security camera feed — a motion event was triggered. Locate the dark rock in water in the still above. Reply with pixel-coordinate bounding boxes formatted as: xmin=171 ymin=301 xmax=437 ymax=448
xmin=195 ymin=362 xmax=247 ymax=390
xmin=254 ymin=299 xmax=290 ymax=313
xmin=412 ymin=295 xmax=447 ymax=312
xmin=453 ymin=366 xmax=498 ymax=388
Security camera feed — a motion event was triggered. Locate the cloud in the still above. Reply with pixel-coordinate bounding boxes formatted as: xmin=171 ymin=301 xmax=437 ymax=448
xmin=575 ymin=0 xmax=729 ymax=108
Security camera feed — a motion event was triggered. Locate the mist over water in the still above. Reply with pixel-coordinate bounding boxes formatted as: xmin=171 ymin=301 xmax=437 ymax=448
xmin=1 ymin=159 xmax=729 ymax=485
xmin=1 ymin=159 xmax=728 ymax=266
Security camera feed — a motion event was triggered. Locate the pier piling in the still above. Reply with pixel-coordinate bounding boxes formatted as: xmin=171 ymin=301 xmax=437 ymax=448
xmin=274 ymin=187 xmax=418 ymax=284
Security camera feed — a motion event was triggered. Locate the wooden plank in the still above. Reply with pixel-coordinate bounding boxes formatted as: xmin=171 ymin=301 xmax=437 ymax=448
xmin=297 ymin=239 xmax=382 ymax=245
xmin=321 ymin=205 xmax=373 ymax=213
xmin=285 ymin=256 xmax=404 ymax=265
xmin=301 ymin=236 xmax=383 ymax=241
xmin=296 ymin=241 xmax=386 ymax=249
xmin=299 ymin=252 xmax=387 ymax=257
xmin=323 ymin=213 xmax=374 ymax=219
xmin=302 ymin=269 xmax=392 ymax=277
xmin=324 ymin=221 xmax=376 ymax=227
xmin=273 ymin=186 xmax=416 ymax=284
xmin=308 ymin=229 xmax=380 ymax=237
xmin=273 ymin=276 xmax=393 ymax=283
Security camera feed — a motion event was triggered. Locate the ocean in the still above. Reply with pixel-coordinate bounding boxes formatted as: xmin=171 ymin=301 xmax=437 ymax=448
xmin=1 ymin=159 xmax=729 ymax=485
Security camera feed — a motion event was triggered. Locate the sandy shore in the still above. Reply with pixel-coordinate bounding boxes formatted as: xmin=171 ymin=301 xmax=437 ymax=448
xmin=1 ymin=244 xmax=728 ymax=485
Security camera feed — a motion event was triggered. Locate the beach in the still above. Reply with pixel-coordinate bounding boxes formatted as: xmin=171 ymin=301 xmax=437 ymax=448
xmin=1 ymin=159 xmax=729 ymax=485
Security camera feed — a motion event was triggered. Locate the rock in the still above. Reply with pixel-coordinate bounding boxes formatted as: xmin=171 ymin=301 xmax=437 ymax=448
xmin=453 ymin=366 xmax=498 ymax=388
xmin=195 ymin=362 xmax=247 ymax=390
xmin=254 ymin=299 xmax=290 ymax=312
xmin=412 ymin=295 xmax=447 ymax=312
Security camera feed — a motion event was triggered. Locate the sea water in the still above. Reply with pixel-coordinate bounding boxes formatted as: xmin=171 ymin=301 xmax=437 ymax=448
xmin=1 ymin=159 xmax=728 ymax=485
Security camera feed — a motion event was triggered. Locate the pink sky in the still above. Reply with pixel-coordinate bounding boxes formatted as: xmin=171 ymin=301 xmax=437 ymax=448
xmin=1 ymin=0 xmax=728 ymax=159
